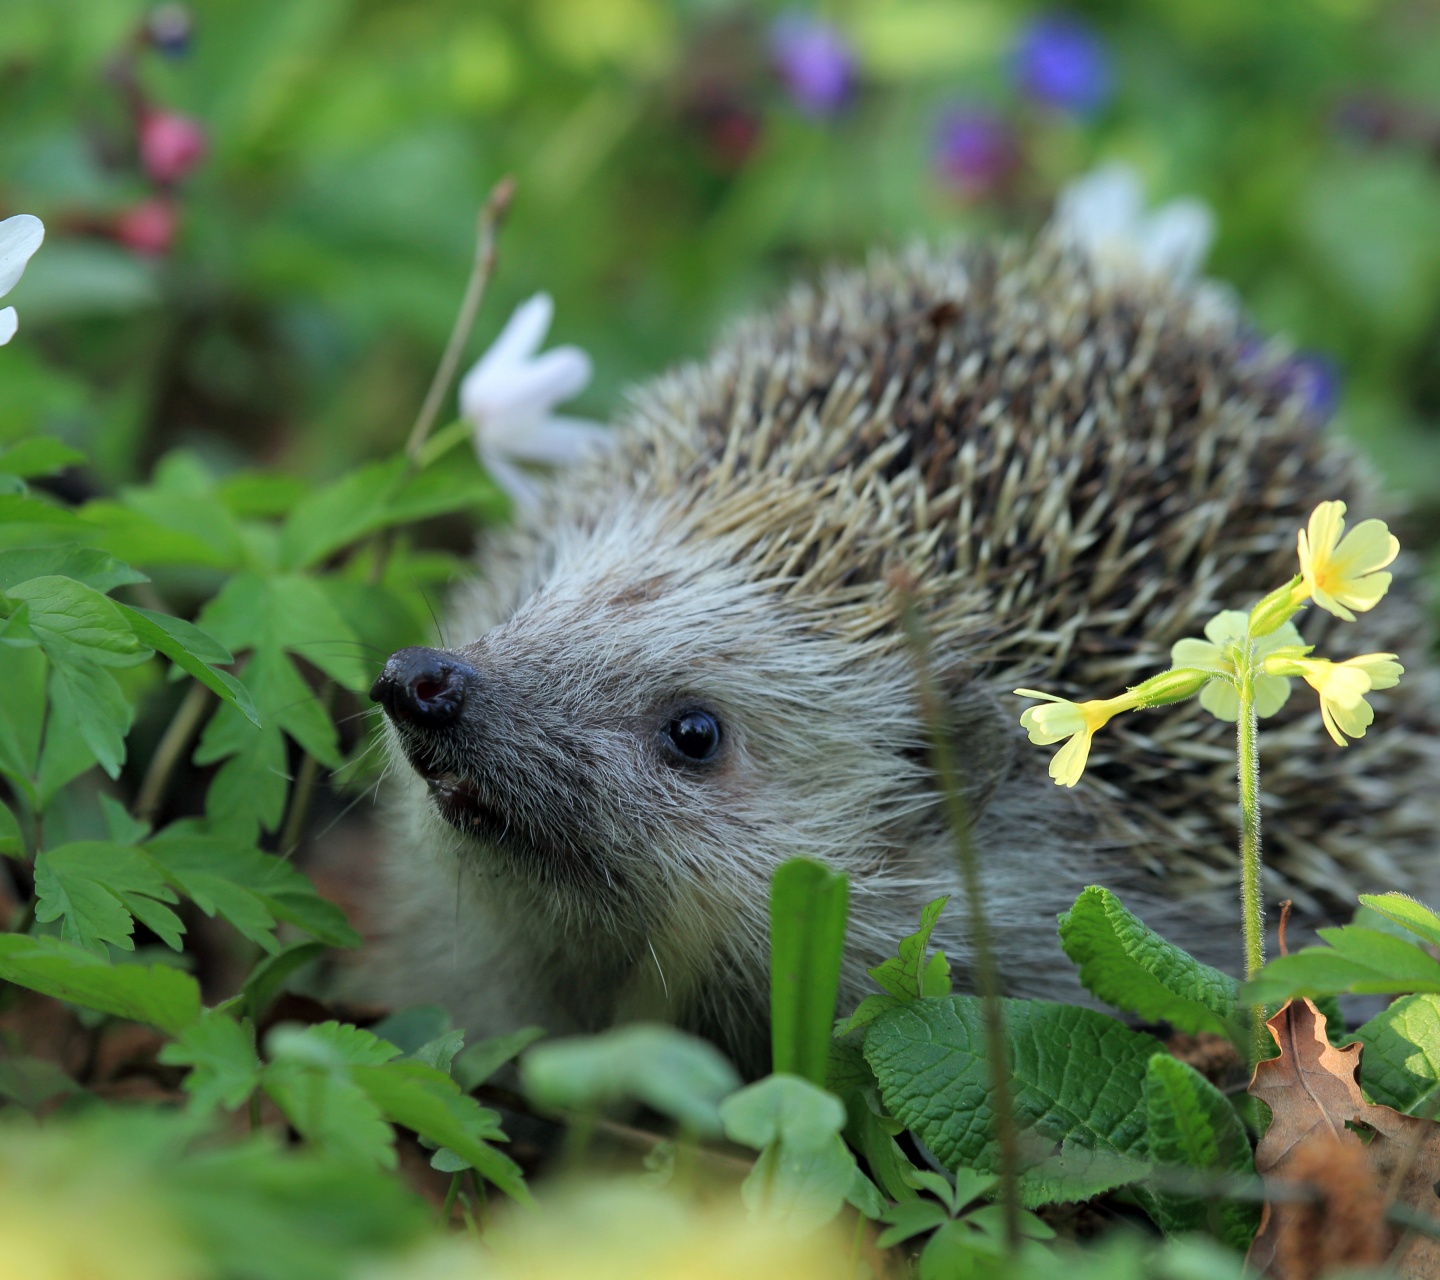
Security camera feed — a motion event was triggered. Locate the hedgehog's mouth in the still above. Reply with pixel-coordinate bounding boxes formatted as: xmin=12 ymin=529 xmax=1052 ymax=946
xmin=422 ymin=769 xmax=511 ymax=836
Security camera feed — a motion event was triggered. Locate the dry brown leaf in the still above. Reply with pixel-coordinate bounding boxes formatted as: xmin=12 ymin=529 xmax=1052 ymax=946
xmin=1247 ymin=997 xmax=1440 ymax=1279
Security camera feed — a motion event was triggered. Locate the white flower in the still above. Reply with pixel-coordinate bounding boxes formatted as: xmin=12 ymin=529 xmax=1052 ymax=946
xmin=0 ymin=215 xmax=45 ymax=346
xmin=1054 ymin=163 xmax=1215 ymax=283
xmin=459 ymin=293 xmax=609 ymax=511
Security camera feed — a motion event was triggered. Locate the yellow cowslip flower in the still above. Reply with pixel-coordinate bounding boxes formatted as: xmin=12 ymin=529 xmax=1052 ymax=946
xmin=1169 ymin=610 xmax=1303 ymax=722
xmin=1263 ymin=652 xmax=1403 ymax=746
xmin=1297 ymin=500 xmax=1399 ymax=622
xmin=1014 ymin=689 xmax=1141 ymax=788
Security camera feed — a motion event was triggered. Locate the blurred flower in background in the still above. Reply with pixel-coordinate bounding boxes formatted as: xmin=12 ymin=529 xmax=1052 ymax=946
xmin=0 ymin=214 xmax=45 ymax=345
xmin=114 ymin=199 xmax=179 ymax=258
xmin=145 ymin=3 xmax=194 ymax=58
xmin=138 ymin=108 xmax=207 ymax=186
xmin=1275 ymin=352 xmax=1342 ymax=423
xmin=768 ymin=13 xmax=857 ymax=118
xmin=1053 ymin=164 xmax=1213 ymax=281
xmin=1012 ymin=14 xmax=1112 ymax=116
xmin=933 ymin=106 xmax=1019 ymax=201
xmin=459 ymin=294 xmax=608 ymax=511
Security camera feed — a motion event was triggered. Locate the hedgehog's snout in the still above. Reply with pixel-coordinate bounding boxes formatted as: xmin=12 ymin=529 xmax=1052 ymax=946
xmin=371 ymin=646 xmax=475 ymax=729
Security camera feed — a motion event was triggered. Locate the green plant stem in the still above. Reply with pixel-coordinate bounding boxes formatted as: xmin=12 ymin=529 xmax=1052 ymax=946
xmin=1236 ymin=655 xmax=1266 ymax=1059
xmin=404 ymin=174 xmax=515 ymax=463
xmin=440 ymin=1172 xmax=463 ymax=1225
xmin=897 ymin=581 xmax=1022 ymax=1253
xmin=133 ymin=680 xmax=215 ymax=821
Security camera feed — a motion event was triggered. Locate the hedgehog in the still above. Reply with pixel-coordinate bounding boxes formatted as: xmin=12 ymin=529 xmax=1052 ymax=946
xmin=366 ymin=235 xmax=1439 ymax=1077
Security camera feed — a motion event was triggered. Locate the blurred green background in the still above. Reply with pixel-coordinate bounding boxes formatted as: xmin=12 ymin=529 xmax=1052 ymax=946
xmin=4 ymin=0 xmax=1440 ymax=552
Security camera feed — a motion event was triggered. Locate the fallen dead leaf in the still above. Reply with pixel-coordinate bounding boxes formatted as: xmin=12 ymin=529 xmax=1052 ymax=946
xmin=1248 ymin=997 xmax=1440 ymax=1279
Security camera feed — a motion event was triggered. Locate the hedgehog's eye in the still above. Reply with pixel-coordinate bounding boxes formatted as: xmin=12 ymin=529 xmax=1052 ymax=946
xmin=665 ymin=709 xmax=722 ymax=763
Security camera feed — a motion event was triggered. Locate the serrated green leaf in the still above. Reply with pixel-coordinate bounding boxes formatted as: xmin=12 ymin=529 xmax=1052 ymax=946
xmin=0 ymin=933 xmax=200 ymax=1032
xmin=262 ymin=1058 xmax=396 ymax=1170
xmin=864 ymin=996 xmax=1159 ymax=1207
xmin=267 ymin=1021 xmax=402 ymax=1068
xmin=79 ymin=500 xmax=238 ymax=569
xmin=45 ymin=657 xmax=133 ymax=782
xmin=116 ymin=604 xmax=259 ymax=725
xmin=875 ymin=1199 xmax=951 ymax=1248
xmin=7 ymin=575 xmax=144 ymax=666
xmin=1359 ymin=893 xmax=1440 ymax=950
xmin=351 ymin=1060 xmax=529 ymax=1201
xmin=1245 ymin=925 xmax=1440 ymax=1003
xmin=770 ymin=857 xmax=849 ymax=1085
xmin=0 ymin=546 xmax=147 ymax=594
xmin=1354 ymin=993 xmax=1440 ymax=1113
xmin=837 ymin=896 xmax=951 ymax=1035
xmin=99 ymin=794 xmax=150 ymax=846
xmin=0 ymin=801 xmax=20 ymax=858
xmin=159 ymin=1011 xmax=263 ymax=1113
xmin=0 ymin=644 xmax=44 ymax=792
xmin=34 ymin=840 xmax=184 ymax=953
xmin=1141 ymin=1053 xmax=1258 ymax=1250
xmin=279 ymin=456 xmax=409 ymax=570
xmin=453 ymin=1025 xmax=546 ymax=1091
xmin=0 ymin=438 xmax=85 ymax=479
xmin=1058 ymin=886 xmax=1241 ymax=1041
xmin=521 ymin=1023 xmax=740 ymax=1137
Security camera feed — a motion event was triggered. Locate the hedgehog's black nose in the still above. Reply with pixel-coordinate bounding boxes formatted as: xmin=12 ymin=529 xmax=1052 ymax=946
xmin=371 ymin=647 xmax=474 ymax=727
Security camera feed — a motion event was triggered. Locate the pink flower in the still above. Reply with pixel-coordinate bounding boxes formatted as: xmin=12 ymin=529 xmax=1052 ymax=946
xmin=115 ymin=200 xmax=179 ymax=257
xmin=138 ymin=109 xmax=207 ymax=185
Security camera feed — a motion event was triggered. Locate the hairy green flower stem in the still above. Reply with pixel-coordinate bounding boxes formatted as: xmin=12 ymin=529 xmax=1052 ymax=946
xmin=1234 ymin=651 xmax=1267 ymax=1062
xmin=895 ymin=577 xmax=1022 ymax=1252
xmin=281 ymin=179 xmax=516 ymax=858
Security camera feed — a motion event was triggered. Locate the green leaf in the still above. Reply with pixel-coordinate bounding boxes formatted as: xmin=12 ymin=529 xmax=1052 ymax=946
xmin=351 ymin=1061 xmax=529 ymax=1201
xmin=45 ymin=657 xmax=133 ymax=782
xmin=262 ymin=1059 xmax=397 ymax=1170
xmin=770 ymin=857 xmax=849 ymax=1085
xmin=268 ymin=1021 xmax=402 ymax=1068
xmin=875 ymin=1199 xmax=951 ymax=1248
xmin=115 ymin=604 xmax=259 ymax=725
xmin=521 ymin=1023 xmax=740 ymax=1137
xmin=1354 ymin=993 xmax=1440 ymax=1114
xmin=720 ymin=1074 xmax=863 ymax=1231
xmin=0 ymin=801 xmax=21 ymax=858
xmin=0 ymin=494 xmax=83 ymax=526
xmin=240 ymin=941 xmax=328 ymax=1022
xmin=827 ymin=1033 xmax=919 ymax=1202
xmin=0 ymin=438 xmax=86 ymax=479
xmin=7 ymin=575 xmax=144 ymax=666
xmin=864 ymin=996 xmax=1159 ymax=1207
xmin=1058 ymin=886 xmax=1241 ymax=1040
xmin=0 ymin=933 xmax=200 ymax=1032
xmin=1244 ymin=925 xmax=1440 ymax=1003
xmin=837 ymin=895 xmax=951 ymax=1035
xmin=33 ymin=840 xmax=185 ymax=953
xmin=0 ymin=644 xmax=45 ymax=791
xmin=159 ymin=1011 xmax=263 ymax=1113
xmin=1359 ymin=893 xmax=1440 ymax=950
xmin=453 ymin=1026 xmax=547 ymax=1091
xmin=0 ymin=546 xmax=147 ymax=594
xmin=1141 ymin=1053 xmax=1258 ymax=1250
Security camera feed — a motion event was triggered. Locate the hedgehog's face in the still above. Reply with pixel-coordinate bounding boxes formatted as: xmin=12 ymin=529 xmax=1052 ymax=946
xmin=371 ymin=505 xmax=932 ymax=926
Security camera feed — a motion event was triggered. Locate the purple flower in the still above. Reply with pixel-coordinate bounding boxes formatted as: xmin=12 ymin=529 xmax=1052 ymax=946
xmin=1012 ymin=14 xmax=1111 ymax=116
xmin=769 ymin=14 xmax=856 ymax=117
xmin=933 ymin=107 xmax=1018 ymax=200
xmin=1277 ymin=352 xmax=1342 ymax=422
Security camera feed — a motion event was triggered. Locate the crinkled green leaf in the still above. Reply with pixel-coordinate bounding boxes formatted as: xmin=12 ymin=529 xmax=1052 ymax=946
xmin=34 ymin=840 xmax=184 ymax=953
xmin=1141 ymin=1053 xmax=1258 ymax=1250
xmin=159 ymin=1011 xmax=263 ymax=1113
xmin=1245 ymin=925 xmax=1440 ymax=1003
xmin=770 ymin=857 xmax=848 ymax=1085
xmin=864 ymin=996 xmax=1159 ymax=1207
xmin=1354 ymin=993 xmax=1440 ymax=1114
xmin=1059 ymin=886 xmax=1241 ymax=1040
xmin=0 ymin=933 xmax=200 ymax=1032
xmin=521 ymin=1023 xmax=740 ymax=1137
xmin=0 ymin=546 xmax=147 ymax=594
